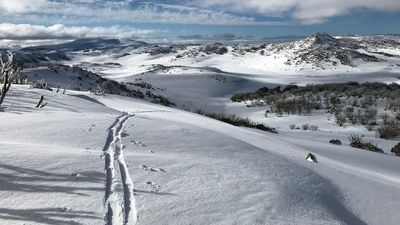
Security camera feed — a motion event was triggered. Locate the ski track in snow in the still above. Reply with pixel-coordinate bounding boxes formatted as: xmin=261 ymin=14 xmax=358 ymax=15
xmin=102 ymin=113 xmax=137 ymax=225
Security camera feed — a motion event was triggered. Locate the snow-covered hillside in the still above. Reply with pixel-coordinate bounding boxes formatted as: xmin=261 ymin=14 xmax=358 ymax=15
xmin=0 ymin=86 xmax=399 ymax=225
xmin=1 ymin=33 xmax=400 ymax=225
xmin=10 ymin=33 xmax=400 ymax=80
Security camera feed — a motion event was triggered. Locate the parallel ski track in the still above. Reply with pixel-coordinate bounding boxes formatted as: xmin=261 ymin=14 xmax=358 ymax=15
xmin=102 ymin=113 xmax=137 ymax=225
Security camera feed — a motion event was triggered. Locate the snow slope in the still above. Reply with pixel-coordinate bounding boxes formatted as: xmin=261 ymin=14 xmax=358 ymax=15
xmin=0 ymin=86 xmax=399 ymax=225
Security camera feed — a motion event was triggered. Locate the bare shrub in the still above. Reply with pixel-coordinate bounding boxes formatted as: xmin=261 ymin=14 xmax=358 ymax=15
xmin=193 ymin=109 xmax=277 ymax=134
xmin=381 ymin=114 xmax=390 ymax=125
xmin=335 ymin=113 xmax=346 ymax=126
xmin=309 ymin=125 xmax=319 ymax=131
xmin=377 ymin=120 xmax=400 ymax=139
xmin=391 ymin=143 xmax=400 ymax=156
xmin=329 ymin=139 xmax=342 ymax=145
xmin=30 ymin=79 xmax=51 ymax=90
xmin=349 ymin=134 xmax=383 ymax=153
xmin=365 ymin=108 xmax=377 ymax=124
xmin=346 ymin=107 xmax=356 ymax=124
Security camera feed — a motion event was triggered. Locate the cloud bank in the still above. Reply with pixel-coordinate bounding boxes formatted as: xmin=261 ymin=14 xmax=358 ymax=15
xmin=196 ymin=0 xmax=400 ymax=24
xmin=0 ymin=23 xmax=157 ymax=40
xmin=0 ymin=0 xmax=398 ymax=41
xmin=0 ymin=0 xmax=46 ymax=13
xmin=0 ymin=0 xmax=259 ymax=25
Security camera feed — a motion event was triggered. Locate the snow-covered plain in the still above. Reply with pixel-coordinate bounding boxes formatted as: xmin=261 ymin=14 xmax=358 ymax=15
xmin=0 ymin=86 xmax=399 ymax=225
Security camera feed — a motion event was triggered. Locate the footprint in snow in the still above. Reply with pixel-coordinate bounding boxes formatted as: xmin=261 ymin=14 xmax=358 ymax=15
xmin=146 ymin=181 xmax=161 ymax=192
xmin=88 ymin=124 xmax=96 ymax=132
xmin=59 ymin=207 xmax=71 ymax=212
xmin=131 ymin=140 xmax=146 ymax=147
xmin=141 ymin=165 xmax=165 ymax=173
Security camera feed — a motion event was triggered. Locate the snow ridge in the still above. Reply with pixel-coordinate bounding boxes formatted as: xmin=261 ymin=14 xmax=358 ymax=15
xmin=102 ymin=113 xmax=137 ymax=225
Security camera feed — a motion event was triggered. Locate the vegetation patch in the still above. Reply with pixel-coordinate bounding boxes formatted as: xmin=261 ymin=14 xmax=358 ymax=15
xmin=329 ymin=139 xmax=342 ymax=145
xmin=232 ymin=82 xmax=400 ymax=139
xmin=391 ymin=143 xmax=400 ymax=156
xmin=190 ymin=109 xmax=277 ymax=134
xmin=349 ymin=134 xmax=383 ymax=153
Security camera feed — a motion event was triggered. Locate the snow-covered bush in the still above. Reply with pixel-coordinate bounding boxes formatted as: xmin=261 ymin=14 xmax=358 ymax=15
xmin=289 ymin=124 xmax=296 ymax=129
xmin=302 ymin=124 xmax=309 ymax=130
xmin=273 ymin=98 xmax=317 ymax=116
xmin=30 ymin=79 xmax=51 ymax=90
xmin=349 ymin=134 xmax=383 ymax=153
xmin=381 ymin=114 xmax=390 ymax=125
xmin=192 ymin=109 xmax=277 ymax=134
xmin=98 ymin=80 xmax=145 ymax=98
xmin=335 ymin=113 xmax=346 ymax=126
xmin=231 ymin=82 xmax=400 ymax=126
xmin=391 ymin=143 xmax=400 ymax=156
xmin=309 ymin=125 xmax=319 ymax=131
xmin=346 ymin=107 xmax=357 ymax=124
xmin=329 ymin=139 xmax=342 ymax=145
xmin=364 ymin=108 xmax=378 ymax=124
xmin=377 ymin=120 xmax=400 ymax=139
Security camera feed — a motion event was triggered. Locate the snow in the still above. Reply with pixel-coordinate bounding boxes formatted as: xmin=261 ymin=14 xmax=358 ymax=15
xmin=2 ymin=34 xmax=400 ymax=224
xmin=1 ymin=86 xmax=399 ymax=225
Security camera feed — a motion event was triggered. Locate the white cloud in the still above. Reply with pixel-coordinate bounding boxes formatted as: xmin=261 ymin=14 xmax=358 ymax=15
xmin=0 ymin=0 xmax=47 ymax=13
xmin=0 ymin=23 xmax=158 ymax=40
xmin=0 ymin=0 xmax=265 ymax=25
xmin=195 ymin=0 xmax=400 ymax=24
xmin=1 ymin=0 xmax=398 ymax=26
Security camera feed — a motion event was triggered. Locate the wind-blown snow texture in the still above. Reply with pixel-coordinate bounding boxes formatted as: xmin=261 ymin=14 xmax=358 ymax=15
xmin=0 ymin=86 xmax=399 ymax=225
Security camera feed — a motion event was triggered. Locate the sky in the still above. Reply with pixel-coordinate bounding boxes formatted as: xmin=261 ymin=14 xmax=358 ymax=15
xmin=0 ymin=0 xmax=399 ymax=41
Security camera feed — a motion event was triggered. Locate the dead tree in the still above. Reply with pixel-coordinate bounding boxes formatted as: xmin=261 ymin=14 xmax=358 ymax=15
xmin=36 ymin=95 xmax=44 ymax=108
xmin=56 ymin=83 xmax=61 ymax=93
xmin=0 ymin=51 xmax=22 ymax=107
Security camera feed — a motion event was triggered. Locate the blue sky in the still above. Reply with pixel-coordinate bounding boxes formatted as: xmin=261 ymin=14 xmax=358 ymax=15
xmin=0 ymin=0 xmax=399 ymax=40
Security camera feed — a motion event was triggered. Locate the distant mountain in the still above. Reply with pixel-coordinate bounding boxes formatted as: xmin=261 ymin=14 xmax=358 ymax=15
xmin=8 ymin=33 xmax=400 ymax=71
xmin=22 ymin=38 xmax=122 ymax=52
xmin=273 ymin=32 xmax=381 ymax=67
xmin=13 ymin=38 xmax=151 ymax=63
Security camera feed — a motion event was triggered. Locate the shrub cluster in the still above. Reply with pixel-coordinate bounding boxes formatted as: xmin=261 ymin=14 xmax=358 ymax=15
xmin=274 ymin=98 xmax=318 ymax=116
xmin=329 ymin=139 xmax=342 ymax=145
xmin=391 ymin=143 xmax=400 ymax=156
xmin=231 ymin=86 xmax=281 ymax=102
xmin=99 ymin=80 xmax=145 ymax=98
xmin=349 ymin=134 xmax=383 ymax=153
xmin=231 ymin=82 xmax=400 ymax=138
xmin=192 ymin=109 xmax=277 ymax=134
xmin=377 ymin=120 xmax=400 ymax=139
xmin=30 ymin=79 xmax=51 ymax=91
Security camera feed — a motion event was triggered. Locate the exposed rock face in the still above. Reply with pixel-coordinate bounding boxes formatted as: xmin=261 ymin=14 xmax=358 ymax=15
xmin=147 ymin=46 xmax=177 ymax=55
xmin=201 ymin=43 xmax=228 ymax=55
xmin=276 ymin=33 xmax=380 ymax=67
